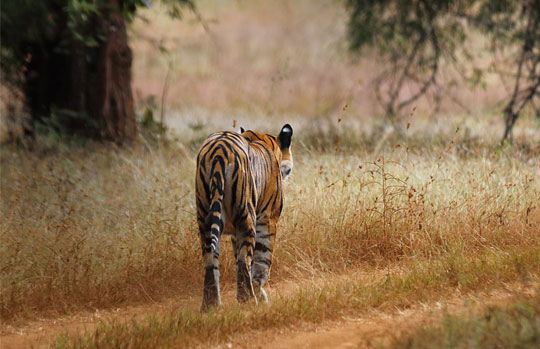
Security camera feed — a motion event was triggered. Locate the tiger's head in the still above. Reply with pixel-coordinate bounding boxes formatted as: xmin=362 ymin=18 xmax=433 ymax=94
xmin=240 ymin=124 xmax=294 ymax=181
xmin=277 ymin=124 xmax=293 ymax=181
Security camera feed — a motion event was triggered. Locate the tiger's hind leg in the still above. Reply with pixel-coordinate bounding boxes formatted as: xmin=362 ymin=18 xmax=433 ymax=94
xmin=252 ymin=220 xmax=276 ymax=303
xmin=198 ymin=221 xmax=222 ymax=311
xmin=234 ymin=215 xmax=257 ymax=303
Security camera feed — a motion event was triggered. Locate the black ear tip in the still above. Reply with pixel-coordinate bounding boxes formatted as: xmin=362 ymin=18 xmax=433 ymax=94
xmin=281 ymin=124 xmax=293 ymax=135
xmin=279 ymin=124 xmax=293 ymax=148
xmin=240 ymin=127 xmax=245 ymax=133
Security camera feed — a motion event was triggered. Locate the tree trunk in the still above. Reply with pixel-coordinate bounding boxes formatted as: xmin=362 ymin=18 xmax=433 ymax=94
xmin=92 ymin=0 xmax=137 ymax=143
xmin=24 ymin=0 xmax=137 ymax=143
xmin=502 ymin=106 xmax=518 ymax=141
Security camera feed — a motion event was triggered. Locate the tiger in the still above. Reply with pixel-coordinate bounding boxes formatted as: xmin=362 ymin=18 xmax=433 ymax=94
xmin=195 ymin=124 xmax=293 ymax=311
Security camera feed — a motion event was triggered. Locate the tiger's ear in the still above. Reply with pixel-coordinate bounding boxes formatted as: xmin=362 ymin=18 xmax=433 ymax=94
xmin=240 ymin=127 xmax=245 ymax=133
xmin=278 ymin=124 xmax=293 ymax=149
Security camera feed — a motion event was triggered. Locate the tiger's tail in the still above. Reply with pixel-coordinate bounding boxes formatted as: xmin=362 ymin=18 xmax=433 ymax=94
xmin=200 ymin=157 xmax=226 ymax=311
xmin=204 ymin=159 xmax=225 ymax=257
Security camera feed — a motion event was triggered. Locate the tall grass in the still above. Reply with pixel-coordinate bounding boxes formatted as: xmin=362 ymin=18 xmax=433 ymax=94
xmin=1 ymin=121 xmax=538 ymax=321
xmin=392 ymin=294 xmax=540 ymax=349
xmin=1 ymin=1 xmax=538 ymax=345
xmin=0 ymin=143 xmax=200 ymax=319
xmin=57 ymin=247 xmax=540 ymax=348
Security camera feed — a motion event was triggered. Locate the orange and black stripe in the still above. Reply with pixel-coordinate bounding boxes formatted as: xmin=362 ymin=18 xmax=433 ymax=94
xmin=195 ymin=125 xmax=293 ymax=310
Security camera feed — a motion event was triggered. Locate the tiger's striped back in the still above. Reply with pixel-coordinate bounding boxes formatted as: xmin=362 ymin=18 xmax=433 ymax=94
xmin=195 ymin=125 xmax=293 ymax=310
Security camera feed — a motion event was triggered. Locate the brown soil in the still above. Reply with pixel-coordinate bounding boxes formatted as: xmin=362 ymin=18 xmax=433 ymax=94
xmin=0 ymin=293 xmax=199 ymax=349
xmin=1 ymin=281 xmax=537 ymax=349
xmin=243 ymin=281 xmax=539 ymax=349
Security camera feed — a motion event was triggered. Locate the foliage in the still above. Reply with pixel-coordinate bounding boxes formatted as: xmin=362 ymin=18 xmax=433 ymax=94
xmin=347 ymin=0 xmax=540 ymax=139
xmin=0 ymin=0 xmax=190 ymax=76
xmin=349 ymin=0 xmax=465 ymax=118
xmin=139 ymin=95 xmax=168 ymax=141
xmin=0 ymin=0 xmax=192 ymax=140
xmin=348 ymin=0 xmax=471 ymax=119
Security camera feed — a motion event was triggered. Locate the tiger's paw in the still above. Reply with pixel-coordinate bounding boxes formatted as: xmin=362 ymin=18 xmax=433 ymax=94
xmin=257 ymin=285 xmax=268 ymax=304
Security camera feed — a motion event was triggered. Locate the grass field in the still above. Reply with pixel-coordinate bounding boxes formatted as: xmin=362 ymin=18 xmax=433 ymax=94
xmin=1 ymin=115 xmax=539 ymax=346
xmin=392 ymin=293 xmax=540 ymax=348
xmin=1 ymin=0 xmax=540 ymax=347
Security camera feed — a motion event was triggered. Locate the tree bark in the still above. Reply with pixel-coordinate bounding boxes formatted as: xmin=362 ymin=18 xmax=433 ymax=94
xmin=23 ymin=0 xmax=137 ymax=143
xmin=91 ymin=0 xmax=137 ymax=143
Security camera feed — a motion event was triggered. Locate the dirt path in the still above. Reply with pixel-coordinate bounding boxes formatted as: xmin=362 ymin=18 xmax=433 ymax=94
xmin=249 ymin=281 xmax=539 ymax=349
xmin=0 ymin=293 xmax=200 ymax=348
xmin=1 ymin=280 xmax=537 ymax=348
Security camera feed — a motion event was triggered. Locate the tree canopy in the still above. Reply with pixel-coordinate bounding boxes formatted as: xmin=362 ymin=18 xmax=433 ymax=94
xmin=1 ymin=0 xmax=192 ymax=143
xmin=347 ymin=0 xmax=540 ymax=139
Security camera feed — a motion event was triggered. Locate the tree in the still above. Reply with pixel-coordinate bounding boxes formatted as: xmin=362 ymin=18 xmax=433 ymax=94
xmin=479 ymin=1 xmax=540 ymax=140
xmin=1 ymin=0 xmax=192 ymax=143
xmin=347 ymin=0 xmax=540 ymax=140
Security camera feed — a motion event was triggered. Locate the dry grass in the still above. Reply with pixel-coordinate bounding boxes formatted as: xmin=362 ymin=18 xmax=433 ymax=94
xmin=131 ymin=0 xmax=357 ymax=117
xmin=1 ymin=0 xmax=540 ymax=346
xmin=1 ymin=117 xmax=539 ymax=321
xmin=56 ymin=248 xmax=540 ymax=348
xmin=392 ymin=293 xmax=540 ymax=349
xmin=0 ymin=141 xmax=200 ymax=320
xmin=129 ymin=0 xmax=513 ymax=121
